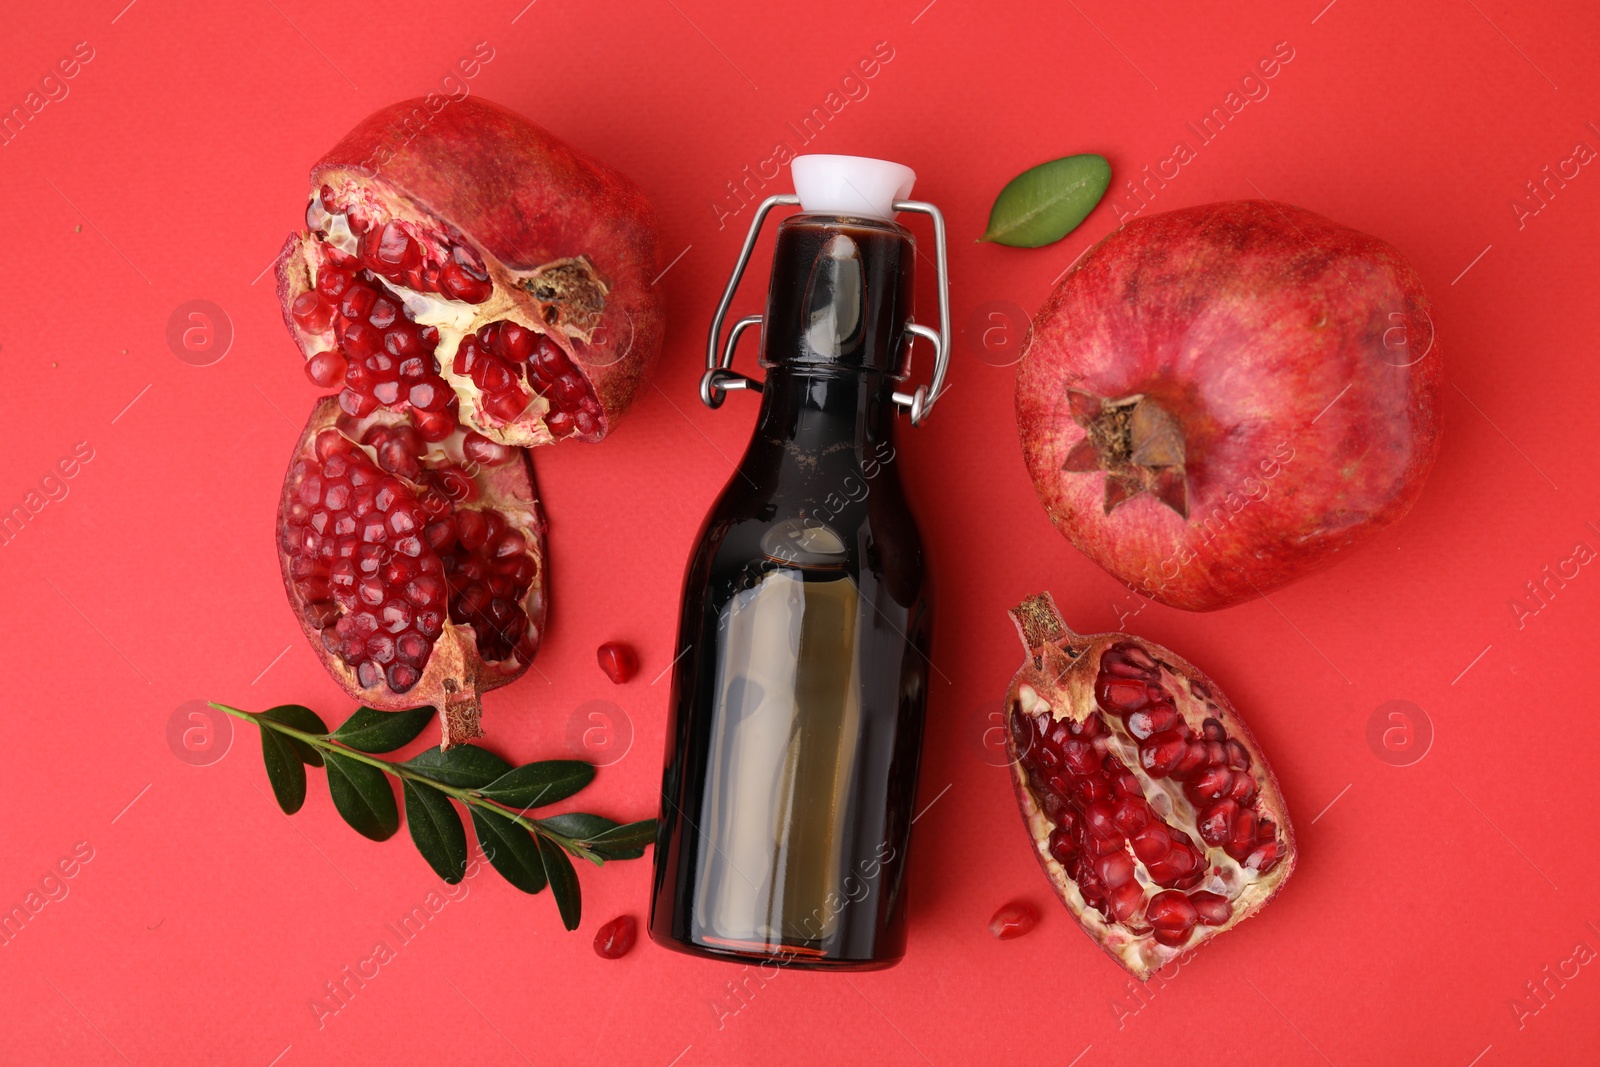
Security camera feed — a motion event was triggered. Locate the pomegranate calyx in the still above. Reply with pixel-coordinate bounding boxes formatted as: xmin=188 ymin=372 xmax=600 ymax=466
xmin=1062 ymin=390 xmax=1189 ymax=518
xmin=516 ymin=256 xmax=610 ymax=335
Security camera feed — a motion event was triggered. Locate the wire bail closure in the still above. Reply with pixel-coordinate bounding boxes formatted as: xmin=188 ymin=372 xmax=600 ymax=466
xmin=700 ymin=194 xmax=952 ymax=426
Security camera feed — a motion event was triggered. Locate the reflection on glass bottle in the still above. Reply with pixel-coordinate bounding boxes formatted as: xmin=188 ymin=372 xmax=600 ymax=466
xmin=697 ymin=524 xmax=862 ymax=948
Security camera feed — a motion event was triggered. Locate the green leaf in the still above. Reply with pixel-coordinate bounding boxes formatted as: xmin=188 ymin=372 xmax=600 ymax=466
xmin=402 ymin=744 xmax=512 ymax=788
xmin=403 ymin=780 xmax=468 ymax=884
xmin=260 ymin=704 xmax=329 ymax=766
xmin=260 ymin=726 xmax=307 ymax=814
xmin=470 ymin=807 xmax=547 ymax=894
xmin=324 ymin=752 xmax=400 ymax=841
xmin=333 ymin=706 xmax=436 ymax=753
xmin=587 ymin=819 xmax=658 ymax=861
xmin=478 ymin=761 xmax=596 ymax=810
xmin=979 ymin=154 xmax=1111 ymax=247
xmin=537 ymin=835 xmax=582 ymax=930
xmin=538 ymin=812 xmax=618 ymax=840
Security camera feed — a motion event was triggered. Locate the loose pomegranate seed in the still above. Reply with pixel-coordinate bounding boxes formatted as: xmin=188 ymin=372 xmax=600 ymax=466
xmin=987 ymin=900 xmax=1039 ymax=940
xmin=593 ymin=915 xmax=638 ymax=959
xmin=597 ymin=641 xmax=639 ymax=684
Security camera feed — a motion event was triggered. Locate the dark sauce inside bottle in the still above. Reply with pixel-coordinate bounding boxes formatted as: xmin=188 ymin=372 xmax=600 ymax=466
xmin=649 ymin=214 xmax=932 ymax=968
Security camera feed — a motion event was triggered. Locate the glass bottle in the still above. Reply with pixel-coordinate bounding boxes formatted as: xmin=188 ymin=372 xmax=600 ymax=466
xmin=649 ymin=156 xmax=949 ymax=969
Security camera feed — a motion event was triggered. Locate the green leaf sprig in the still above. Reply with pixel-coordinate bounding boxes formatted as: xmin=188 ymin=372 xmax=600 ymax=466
xmin=212 ymin=702 xmax=656 ymax=931
xmin=980 ymin=153 xmax=1111 ymax=247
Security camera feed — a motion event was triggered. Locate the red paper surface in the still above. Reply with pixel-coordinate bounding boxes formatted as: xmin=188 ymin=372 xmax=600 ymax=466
xmin=2 ymin=1 xmax=1597 ymax=1063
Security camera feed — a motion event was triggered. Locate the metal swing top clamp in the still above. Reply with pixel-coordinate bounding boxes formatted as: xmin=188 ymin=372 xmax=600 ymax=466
xmin=700 ymin=155 xmax=951 ymax=427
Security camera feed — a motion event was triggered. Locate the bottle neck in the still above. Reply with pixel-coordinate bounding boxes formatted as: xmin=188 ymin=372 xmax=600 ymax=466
xmin=750 ymin=365 xmax=897 ymax=461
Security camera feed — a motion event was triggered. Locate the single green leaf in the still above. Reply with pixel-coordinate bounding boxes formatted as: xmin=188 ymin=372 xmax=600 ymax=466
xmin=403 ymin=744 xmax=512 ymax=788
xmin=478 ymin=761 xmax=596 ymax=810
xmin=403 ymin=780 xmax=468 ymax=884
xmin=538 ymin=812 xmax=618 ymax=841
xmin=333 ymin=706 xmax=436 ymax=753
xmin=470 ymin=807 xmax=547 ymax=894
xmin=260 ymin=726 xmax=307 ymax=814
xmin=324 ymin=752 xmax=400 ymax=841
xmin=537 ymin=835 xmax=582 ymax=930
xmin=260 ymin=704 xmax=329 ymax=767
xmin=979 ymin=154 xmax=1111 ymax=247
xmin=587 ymin=819 xmax=659 ymax=861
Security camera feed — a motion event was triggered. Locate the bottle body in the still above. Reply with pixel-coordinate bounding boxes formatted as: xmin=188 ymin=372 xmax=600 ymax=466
xmin=650 ymin=214 xmax=932 ymax=968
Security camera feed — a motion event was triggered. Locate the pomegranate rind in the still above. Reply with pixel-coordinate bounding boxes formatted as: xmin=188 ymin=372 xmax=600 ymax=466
xmin=1005 ymin=592 xmax=1296 ymax=979
xmin=1017 ymin=200 xmax=1442 ymax=611
xmin=277 ymin=96 xmax=663 ymax=446
xmin=278 ymin=398 xmax=549 ymax=748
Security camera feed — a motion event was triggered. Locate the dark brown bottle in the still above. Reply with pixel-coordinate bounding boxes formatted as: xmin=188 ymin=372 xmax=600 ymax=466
xmin=649 ymin=157 xmax=949 ymax=969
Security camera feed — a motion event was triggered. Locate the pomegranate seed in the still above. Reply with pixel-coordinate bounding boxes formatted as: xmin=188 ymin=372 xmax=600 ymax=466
xmin=339 ymin=388 xmax=378 ymax=417
xmin=317 ymin=269 xmax=352 ymax=298
xmin=1097 ymin=852 xmax=1135 ymax=889
xmin=292 ymin=292 xmax=335 ymax=332
xmin=1111 ymin=796 xmax=1149 ymax=836
xmin=552 ymin=374 xmax=587 ymax=406
xmin=593 ymin=915 xmax=638 ymax=959
xmin=534 ymin=337 xmax=571 ymax=377
xmin=439 ymin=261 xmax=494 ymax=302
xmin=1127 ymin=704 xmax=1180 ymax=739
xmin=481 ymin=388 xmax=528 ymax=423
xmin=1130 ymin=823 xmax=1171 ymax=863
xmin=456 ymin=511 xmax=489 ymax=551
xmin=546 ymin=410 xmax=576 ymax=437
xmin=500 ymin=323 xmax=536 ymax=362
xmin=305 ymin=350 xmax=348 ymax=389
xmin=1083 ymin=799 xmax=1120 ymax=841
xmin=1060 ymin=739 xmax=1098 ymax=776
xmin=1140 ymin=732 xmax=1187 ymax=776
xmin=1097 ymin=676 xmax=1150 ymax=712
xmin=1225 ymin=739 xmax=1252 ymax=771
xmin=462 ymin=431 xmax=515 ymax=466
xmin=1145 ymin=890 xmax=1197 ymax=947
xmin=1047 ymin=827 xmax=1077 ymax=865
xmin=414 ymin=406 xmax=456 ymax=441
xmin=369 ymin=298 xmax=399 ymax=330
xmin=341 ymin=285 xmax=377 ymax=322
xmin=386 ymin=663 xmax=421 ymax=692
xmin=1189 ymin=764 xmax=1234 ymax=803
xmin=1108 ymin=880 xmax=1146 ymax=924
xmin=374 ymin=221 xmax=421 ymax=272
xmin=1225 ymin=810 xmax=1259 ymax=861
xmin=988 ymin=900 xmax=1040 ymax=940
xmin=1189 ymin=891 xmax=1232 ymax=926
xmin=574 ymin=411 xmax=599 ymax=436
xmin=406 ymin=380 xmax=444 ymax=411
xmin=1197 ymin=799 xmax=1239 ymax=847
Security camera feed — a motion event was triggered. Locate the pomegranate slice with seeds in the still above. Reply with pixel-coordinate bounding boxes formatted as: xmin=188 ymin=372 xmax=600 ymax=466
xmin=1005 ymin=593 xmax=1295 ymax=979
xmin=276 ymin=97 xmax=663 ymax=446
xmin=278 ymin=397 xmax=548 ymax=747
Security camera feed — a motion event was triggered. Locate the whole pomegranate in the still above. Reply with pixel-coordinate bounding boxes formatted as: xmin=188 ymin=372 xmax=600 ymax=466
xmin=279 ymin=398 xmax=548 ymax=747
xmin=277 ymin=97 xmax=663 ymax=446
xmin=1017 ymin=200 xmax=1441 ymax=611
xmin=1005 ymin=593 xmax=1295 ymax=979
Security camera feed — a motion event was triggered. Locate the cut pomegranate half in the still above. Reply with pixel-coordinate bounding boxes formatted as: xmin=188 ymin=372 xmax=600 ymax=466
xmin=1005 ymin=593 xmax=1296 ymax=978
xmin=276 ymin=97 xmax=663 ymax=446
xmin=278 ymin=397 xmax=548 ymax=746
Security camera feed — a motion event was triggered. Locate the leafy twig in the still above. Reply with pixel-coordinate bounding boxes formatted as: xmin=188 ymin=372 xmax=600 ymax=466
xmin=211 ymin=702 xmax=656 ymax=930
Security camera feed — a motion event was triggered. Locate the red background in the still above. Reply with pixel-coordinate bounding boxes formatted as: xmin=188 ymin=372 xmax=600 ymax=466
xmin=2 ymin=1 xmax=1597 ymax=1063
